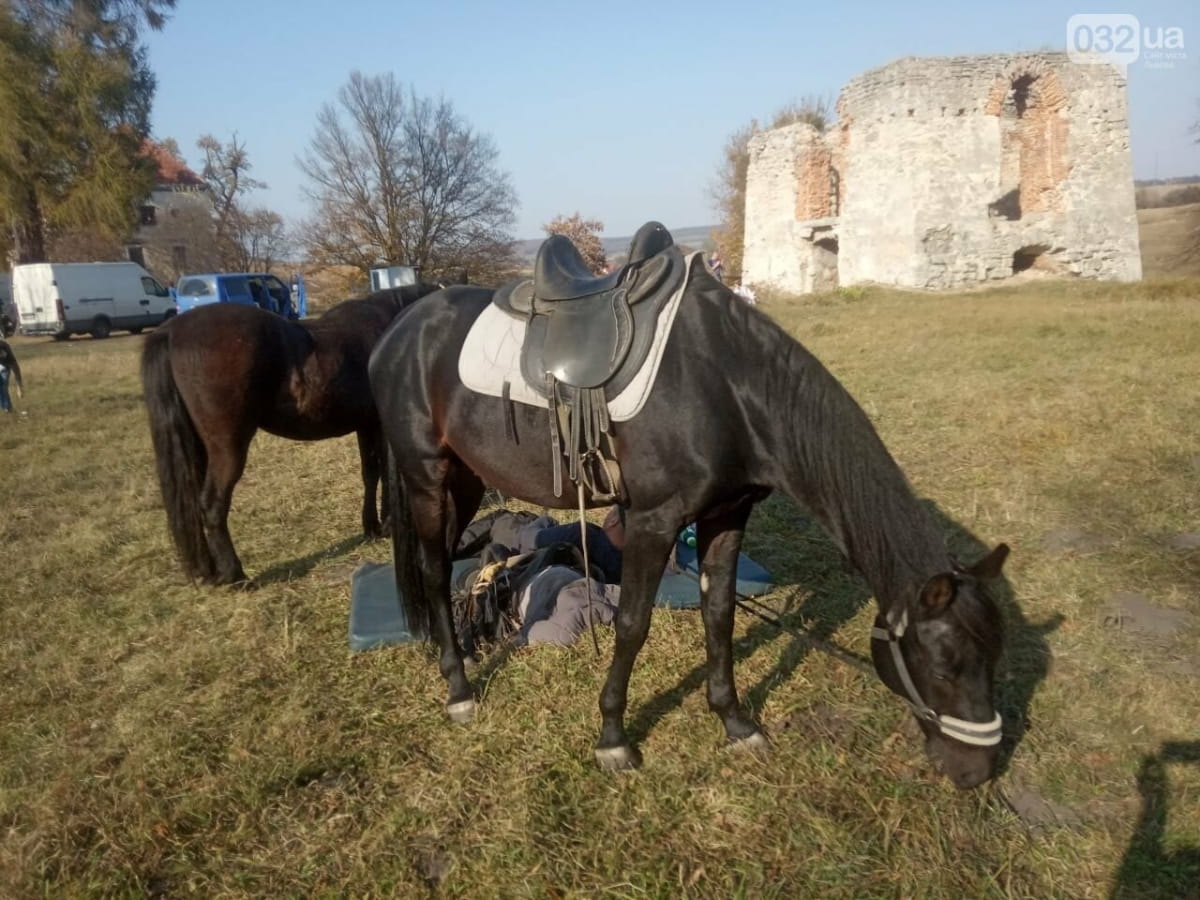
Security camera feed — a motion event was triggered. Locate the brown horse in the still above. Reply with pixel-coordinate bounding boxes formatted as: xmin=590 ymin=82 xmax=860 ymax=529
xmin=142 ymin=284 xmax=440 ymax=585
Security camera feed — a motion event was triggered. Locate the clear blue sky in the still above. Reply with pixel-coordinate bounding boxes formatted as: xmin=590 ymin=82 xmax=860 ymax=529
xmin=144 ymin=0 xmax=1199 ymax=239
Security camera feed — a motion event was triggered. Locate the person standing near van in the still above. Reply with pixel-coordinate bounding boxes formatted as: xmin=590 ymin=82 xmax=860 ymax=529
xmin=0 ymin=339 xmax=24 ymax=413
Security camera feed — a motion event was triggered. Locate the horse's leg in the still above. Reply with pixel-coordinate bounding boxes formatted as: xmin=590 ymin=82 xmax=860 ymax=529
xmin=356 ymin=427 xmax=384 ymax=539
xmin=406 ymin=460 xmax=475 ymax=720
xmin=697 ymin=502 xmax=765 ymax=749
xmin=445 ymin=461 xmax=486 ymax=554
xmin=198 ymin=432 xmax=252 ymax=585
xmin=595 ymin=512 xmax=679 ymax=771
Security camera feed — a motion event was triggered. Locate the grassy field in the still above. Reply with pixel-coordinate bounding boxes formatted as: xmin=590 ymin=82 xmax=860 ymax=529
xmin=1138 ymin=202 xmax=1200 ymax=280
xmin=2 ymin=276 xmax=1198 ymax=898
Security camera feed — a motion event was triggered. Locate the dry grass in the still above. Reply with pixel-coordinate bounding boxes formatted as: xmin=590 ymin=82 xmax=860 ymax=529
xmin=1139 ymin=202 xmax=1200 ymax=279
xmin=2 ymin=279 xmax=1198 ymax=898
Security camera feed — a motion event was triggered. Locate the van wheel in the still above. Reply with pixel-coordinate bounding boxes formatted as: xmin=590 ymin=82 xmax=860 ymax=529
xmin=130 ymin=326 xmax=144 ymax=335
xmin=90 ymin=317 xmax=112 ymax=339
xmin=53 ymin=332 xmax=70 ymax=342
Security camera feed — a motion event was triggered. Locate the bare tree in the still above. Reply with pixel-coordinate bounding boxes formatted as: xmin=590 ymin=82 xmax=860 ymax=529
xmin=544 ymin=213 xmax=607 ymax=274
xmin=197 ymin=133 xmax=263 ymax=254
xmin=710 ymin=96 xmax=833 ymax=284
xmin=191 ymin=134 xmax=291 ymax=273
xmin=298 ymin=71 xmax=518 ymax=280
xmin=228 ymin=207 xmax=289 ymax=273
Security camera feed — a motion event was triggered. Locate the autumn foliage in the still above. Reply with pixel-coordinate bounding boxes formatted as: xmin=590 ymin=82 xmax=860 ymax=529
xmin=543 ymin=213 xmax=608 ymax=275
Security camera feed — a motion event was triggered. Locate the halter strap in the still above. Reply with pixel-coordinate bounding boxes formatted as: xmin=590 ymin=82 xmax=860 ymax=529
xmin=872 ymin=608 xmax=1003 ymax=748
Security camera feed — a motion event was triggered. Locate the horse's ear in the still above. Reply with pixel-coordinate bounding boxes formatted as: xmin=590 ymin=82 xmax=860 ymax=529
xmin=968 ymin=543 xmax=1010 ymax=580
xmin=919 ymin=573 xmax=957 ymax=616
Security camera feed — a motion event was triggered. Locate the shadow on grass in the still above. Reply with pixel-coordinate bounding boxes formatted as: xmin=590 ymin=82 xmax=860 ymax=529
xmin=625 ymin=496 xmax=1062 ymax=781
xmin=1111 ymin=741 xmax=1200 ymax=899
xmin=625 ymin=497 xmax=871 ymax=745
xmin=253 ymin=533 xmax=371 ymax=587
xmin=934 ymin=504 xmax=1064 ymax=778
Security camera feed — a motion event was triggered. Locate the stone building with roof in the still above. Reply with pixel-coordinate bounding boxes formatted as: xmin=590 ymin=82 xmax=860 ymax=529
xmin=126 ymin=141 xmax=216 ymax=283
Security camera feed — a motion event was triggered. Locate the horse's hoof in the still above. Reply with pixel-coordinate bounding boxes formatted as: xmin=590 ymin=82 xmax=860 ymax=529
xmin=728 ymin=730 xmax=770 ymax=755
xmin=595 ymin=745 xmax=641 ymax=772
xmin=446 ymin=699 xmax=476 ymax=724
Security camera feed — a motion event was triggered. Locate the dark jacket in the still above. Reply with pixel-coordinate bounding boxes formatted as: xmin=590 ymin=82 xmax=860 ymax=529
xmin=0 ymin=340 xmax=22 ymax=390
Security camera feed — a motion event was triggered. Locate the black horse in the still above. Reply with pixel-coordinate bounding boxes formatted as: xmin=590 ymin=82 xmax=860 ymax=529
xmin=369 ymin=232 xmax=1009 ymax=789
xmin=142 ymin=284 xmax=441 ymax=586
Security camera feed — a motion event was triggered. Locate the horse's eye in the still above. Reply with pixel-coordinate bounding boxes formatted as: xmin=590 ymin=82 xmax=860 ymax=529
xmin=932 ymin=670 xmax=953 ymax=682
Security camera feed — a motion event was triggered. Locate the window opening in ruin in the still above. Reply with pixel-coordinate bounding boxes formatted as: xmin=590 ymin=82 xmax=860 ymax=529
xmin=813 ymin=237 xmax=839 ymax=291
xmin=1012 ymin=244 xmax=1051 ymax=274
xmin=989 ymin=189 xmax=1021 ymax=221
xmin=1011 ymin=74 xmax=1035 ymax=117
xmin=990 ymin=73 xmax=1043 ymax=222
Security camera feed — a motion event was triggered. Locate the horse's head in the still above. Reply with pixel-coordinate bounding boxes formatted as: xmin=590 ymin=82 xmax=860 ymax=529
xmin=871 ymin=543 xmax=1009 ymax=789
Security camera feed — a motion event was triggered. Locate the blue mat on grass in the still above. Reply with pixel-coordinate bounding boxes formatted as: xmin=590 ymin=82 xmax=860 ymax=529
xmin=349 ymin=540 xmax=773 ymax=651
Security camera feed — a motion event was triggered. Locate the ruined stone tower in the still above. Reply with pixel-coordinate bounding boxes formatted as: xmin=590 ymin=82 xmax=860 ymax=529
xmin=742 ymin=52 xmax=1142 ymax=293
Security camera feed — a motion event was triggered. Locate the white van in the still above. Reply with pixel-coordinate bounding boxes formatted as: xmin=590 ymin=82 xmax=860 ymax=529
xmin=13 ymin=261 xmax=176 ymax=339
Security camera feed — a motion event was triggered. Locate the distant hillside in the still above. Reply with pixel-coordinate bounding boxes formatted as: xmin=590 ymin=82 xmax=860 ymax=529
xmin=515 ymin=225 xmax=717 ymax=264
xmin=1135 ymin=175 xmax=1200 ymax=209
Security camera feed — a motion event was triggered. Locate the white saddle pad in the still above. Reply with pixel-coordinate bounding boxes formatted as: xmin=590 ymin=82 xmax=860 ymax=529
xmin=458 ymin=252 xmax=698 ymax=422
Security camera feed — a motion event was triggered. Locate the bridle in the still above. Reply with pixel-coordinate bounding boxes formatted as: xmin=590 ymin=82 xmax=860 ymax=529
xmin=871 ymin=605 xmax=1003 ymax=747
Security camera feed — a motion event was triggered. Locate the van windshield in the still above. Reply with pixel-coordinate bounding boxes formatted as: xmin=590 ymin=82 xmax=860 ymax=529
xmin=178 ymin=277 xmax=216 ymax=296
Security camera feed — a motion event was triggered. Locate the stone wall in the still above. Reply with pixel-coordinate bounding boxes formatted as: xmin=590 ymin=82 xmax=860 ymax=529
xmin=743 ymin=52 xmax=1142 ymax=293
xmin=129 ymin=186 xmax=217 ymax=283
xmin=743 ymin=123 xmax=825 ymax=292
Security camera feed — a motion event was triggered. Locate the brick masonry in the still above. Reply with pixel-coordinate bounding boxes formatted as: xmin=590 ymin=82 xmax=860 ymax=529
xmin=743 ymin=52 xmax=1142 ymax=293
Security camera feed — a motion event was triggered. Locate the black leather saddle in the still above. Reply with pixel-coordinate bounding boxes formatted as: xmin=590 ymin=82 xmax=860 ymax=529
xmin=492 ymin=221 xmax=684 ymax=500
xmin=494 ymin=220 xmax=683 ymax=397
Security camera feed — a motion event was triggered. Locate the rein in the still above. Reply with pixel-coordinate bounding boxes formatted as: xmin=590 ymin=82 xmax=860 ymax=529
xmin=870 ymin=606 xmax=1003 ymax=747
xmin=734 ymin=595 xmax=873 ymax=674
xmin=735 ymin=595 xmax=1002 ymax=748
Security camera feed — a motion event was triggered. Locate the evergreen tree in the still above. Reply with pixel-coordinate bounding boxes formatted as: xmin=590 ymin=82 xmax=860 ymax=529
xmin=0 ymin=1 xmax=175 ymax=263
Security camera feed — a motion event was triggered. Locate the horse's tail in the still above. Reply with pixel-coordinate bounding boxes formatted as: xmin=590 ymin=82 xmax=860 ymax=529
xmin=141 ymin=329 xmax=215 ymax=581
xmin=385 ymin=443 xmax=432 ymax=639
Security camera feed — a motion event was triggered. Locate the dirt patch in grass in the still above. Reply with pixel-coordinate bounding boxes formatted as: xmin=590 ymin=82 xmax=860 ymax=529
xmin=1040 ymin=526 xmax=1116 ymax=554
xmin=1107 ymin=591 xmax=1196 ymax=640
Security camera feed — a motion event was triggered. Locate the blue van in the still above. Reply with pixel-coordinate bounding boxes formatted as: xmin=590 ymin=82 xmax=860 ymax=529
xmin=174 ymin=272 xmax=306 ymax=318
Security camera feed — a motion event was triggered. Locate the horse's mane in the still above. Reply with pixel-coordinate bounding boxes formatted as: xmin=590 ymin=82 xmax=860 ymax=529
xmin=693 ymin=272 xmax=957 ymax=613
xmin=714 ymin=284 xmax=1003 ymax=643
